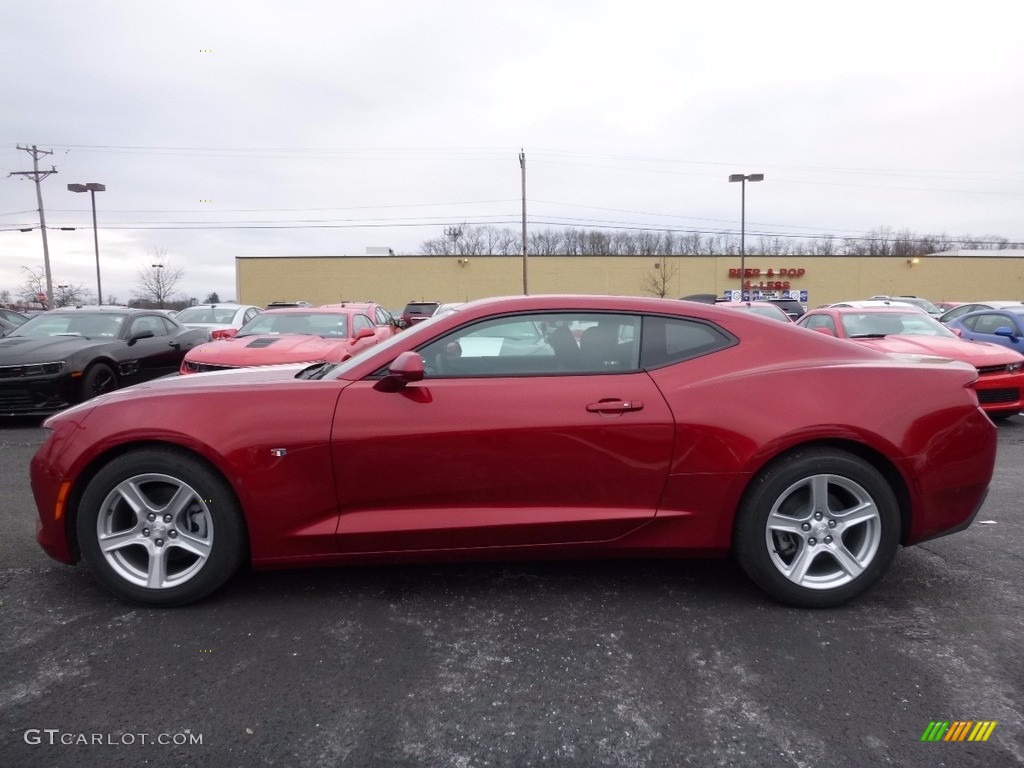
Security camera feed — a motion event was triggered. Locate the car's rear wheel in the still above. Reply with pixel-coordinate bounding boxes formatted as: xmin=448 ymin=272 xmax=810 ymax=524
xmin=80 ymin=362 xmax=117 ymax=401
xmin=733 ymin=448 xmax=900 ymax=608
xmin=76 ymin=449 xmax=246 ymax=606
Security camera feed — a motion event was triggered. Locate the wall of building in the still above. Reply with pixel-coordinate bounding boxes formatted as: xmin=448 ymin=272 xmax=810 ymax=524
xmin=235 ymin=253 xmax=1024 ymax=311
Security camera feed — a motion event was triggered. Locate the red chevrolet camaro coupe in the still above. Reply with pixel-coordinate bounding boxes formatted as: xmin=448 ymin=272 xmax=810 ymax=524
xmin=31 ymin=295 xmax=997 ymax=608
xmin=797 ymin=306 xmax=1024 ymax=420
xmin=179 ymin=303 xmax=399 ymax=374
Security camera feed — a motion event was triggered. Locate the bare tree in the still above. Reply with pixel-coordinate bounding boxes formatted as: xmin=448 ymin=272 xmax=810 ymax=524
xmin=17 ymin=266 xmax=49 ymax=306
xmin=53 ymin=283 xmax=95 ymax=308
xmin=135 ymin=248 xmax=184 ymax=308
xmin=640 ymin=259 xmax=679 ymax=298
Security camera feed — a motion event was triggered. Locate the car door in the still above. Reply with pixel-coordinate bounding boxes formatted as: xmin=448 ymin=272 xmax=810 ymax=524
xmin=960 ymin=312 xmax=1023 ymax=350
xmin=121 ymin=314 xmax=184 ymax=381
xmin=329 ymin=311 xmax=675 ymax=553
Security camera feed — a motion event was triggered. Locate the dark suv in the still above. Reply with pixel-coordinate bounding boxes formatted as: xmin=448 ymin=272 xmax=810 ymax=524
xmin=769 ymin=298 xmax=806 ymax=320
xmin=402 ymin=301 xmax=442 ymax=325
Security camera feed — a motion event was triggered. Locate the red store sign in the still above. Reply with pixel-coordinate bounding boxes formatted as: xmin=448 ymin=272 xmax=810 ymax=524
xmin=727 ymin=267 xmax=806 ymax=291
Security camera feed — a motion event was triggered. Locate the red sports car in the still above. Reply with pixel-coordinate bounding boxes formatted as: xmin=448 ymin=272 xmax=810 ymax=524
xmin=797 ymin=306 xmax=1024 ymax=420
xmin=179 ymin=303 xmax=399 ymax=374
xmin=32 ymin=295 xmax=996 ymax=608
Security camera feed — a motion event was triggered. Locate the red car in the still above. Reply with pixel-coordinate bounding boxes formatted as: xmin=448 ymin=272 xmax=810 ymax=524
xmin=179 ymin=303 xmax=399 ymax=374
xmin=797 ymin=306 xmax=1024 ymax=420
xmin=31 ymin=295 xmax=996 ymax=608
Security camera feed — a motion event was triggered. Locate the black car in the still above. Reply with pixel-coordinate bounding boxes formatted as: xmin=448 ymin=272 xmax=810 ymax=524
xmin=401 ymin=300 xmax=442 ymax=325
xmin=768 ymin=298 xmax=806 ymax=320
xmin=0 ymin=308 xmax=29 ymax=337
xmin=0 ymin=307 xmax=206 ymax=415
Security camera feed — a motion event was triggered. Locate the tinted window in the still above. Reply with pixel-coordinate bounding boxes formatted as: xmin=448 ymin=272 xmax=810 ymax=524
xmin=353 ymin=314 xmax=374 ymax=332
xmin=640 ymin=316 xmax=734 ymax=368
xmin=130 ymin=315 xmax=169 ymax=337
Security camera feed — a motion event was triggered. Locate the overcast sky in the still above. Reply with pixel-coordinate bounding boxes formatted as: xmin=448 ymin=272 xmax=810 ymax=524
xmin=3 ymin=0 xmax=1023 ymax=304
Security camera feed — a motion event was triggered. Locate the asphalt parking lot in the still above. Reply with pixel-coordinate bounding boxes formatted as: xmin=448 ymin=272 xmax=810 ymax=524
xmin=1 ymin=415 xmax=1022 ymax=767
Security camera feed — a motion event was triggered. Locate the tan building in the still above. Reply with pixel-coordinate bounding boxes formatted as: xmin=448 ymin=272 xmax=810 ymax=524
xmin=236 ymin=250 xmax=1024 ymax=311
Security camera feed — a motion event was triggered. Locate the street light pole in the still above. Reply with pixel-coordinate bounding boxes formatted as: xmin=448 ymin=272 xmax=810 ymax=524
xmin=151 ymin=263 xmax=165 ymax=308
xmin=68 ymin=183 xmax=106 ymax=305
xmin=728 ymin=173 xmax=764 ymax=300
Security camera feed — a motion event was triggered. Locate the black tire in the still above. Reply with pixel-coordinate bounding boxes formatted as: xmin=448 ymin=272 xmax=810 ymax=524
xmin=733 ymin=448 xmax=900 ymax=608
xmin=80 ymin=362 xmax=118 ymax=402
xmin=76 ymin=448 xmax=246 ymax=606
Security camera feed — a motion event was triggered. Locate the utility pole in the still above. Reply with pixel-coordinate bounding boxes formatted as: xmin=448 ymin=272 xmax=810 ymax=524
xmin=520 ymin=148 xmax=528 ymax=295
xmin=10 ymin=145 xmax=57 ymax=308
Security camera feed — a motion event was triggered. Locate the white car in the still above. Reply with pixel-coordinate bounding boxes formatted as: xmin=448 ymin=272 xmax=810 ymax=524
xmin=828 ymin=300 xmax=927 ymax=312
xmin=172 ymin=304 xmax=263 ymax=339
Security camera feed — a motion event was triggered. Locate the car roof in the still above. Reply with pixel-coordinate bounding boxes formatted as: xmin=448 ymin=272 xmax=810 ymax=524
xmin=45 ymin=306 xmax=156 ymax=314
xmin=827 ymin=300 xmax=923 ymax=310
xmin=958 ymin=305 xmax=1024 ymax=315
xmin=811 ymin=306 xmax=923 ymax=314
xmin=260 ymin=306 xmax=367 ymax=315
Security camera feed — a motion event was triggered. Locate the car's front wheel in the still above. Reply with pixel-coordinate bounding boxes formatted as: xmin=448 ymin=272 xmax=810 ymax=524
xmin=733 ymin=448 xmax=900 ymax=608
xmin=80 ymin=362 xmax=117 ymax=402
xmin=76 ymin=449 xmax=246 ymax=606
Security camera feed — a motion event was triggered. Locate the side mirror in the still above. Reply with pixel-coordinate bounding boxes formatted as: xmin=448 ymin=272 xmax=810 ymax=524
xmin=127 ymin=330 xmax=155 ymax=346
xmin=393 ymin=318 xmax=410 ymax=330
xmin=373 ymin=351 xmax=425 ymax=392
xmin=994 ymin=326 xmax=1019 ymax=341
xmin=354 ymin=327 xmax=376 ymax=341
xmin=211 ymin=328 xmax=238 ymax=340
xmin=949 ymin=327 xmax=963 ymax=337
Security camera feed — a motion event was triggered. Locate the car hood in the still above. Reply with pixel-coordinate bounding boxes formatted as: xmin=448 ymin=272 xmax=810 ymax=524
xmin=50 ymin=363 xmax=314 ymax=422
xmin=186 ymin=334 xmax=357 ymax=366
xmin=0 ymin=335 xmax=112 ymax=363
xmin=858 ymin=335 xmax=1023 ymax=366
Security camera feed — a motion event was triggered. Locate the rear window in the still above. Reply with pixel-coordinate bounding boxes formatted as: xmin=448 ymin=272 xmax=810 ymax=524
xmin=404 ymin=302 xmax=440 ymax=316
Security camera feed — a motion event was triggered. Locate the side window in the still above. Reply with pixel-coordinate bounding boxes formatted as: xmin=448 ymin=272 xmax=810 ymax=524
xmin=640 ymin=316 xmax=734 ymax=368
xmin=244 ymin=308 xmax=259 ymax=324
xmin=375 ymin=307 xmax=393 ymax=325
xmin=972 ymin=313 xmax=1006 ymax=334
xmin=353 ymin=314 xmax=375 ymax=332
xmin=130 ymin=315 xmax=168 ymax=337
xmin=961 ymin=314 xmax=988 ymax=333
xmin=417 ymin=312 xmax=640 ymax=377
xmin=159 ymin=317 xmax=178 ymax=335
xmin=801 ymin=314 xmax=837 ymax=334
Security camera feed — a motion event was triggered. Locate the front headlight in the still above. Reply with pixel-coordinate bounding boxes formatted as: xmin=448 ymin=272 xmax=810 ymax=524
xmin=0 ymin=360 xmax=65 ymax=377
xmin=1008 ymin=361 xmax=1022 ymax=373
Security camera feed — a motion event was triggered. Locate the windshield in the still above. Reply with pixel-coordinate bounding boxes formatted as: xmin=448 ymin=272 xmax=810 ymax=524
xmin=237 ymin=311 xmax=349 ymax=338
xmin=175 ymin=306 xmax=239 ymax=324
xmin=842 ymin=312 xmax=956 ymax=338
xmin=11 ymin=312 xmax=126 ymax=339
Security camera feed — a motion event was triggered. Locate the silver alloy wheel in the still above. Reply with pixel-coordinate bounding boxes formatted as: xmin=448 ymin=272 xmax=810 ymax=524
xmin=94 ymin=473 xmax=214 ymax=590
xmin=764 ymin=473 xmax=882 ymax=590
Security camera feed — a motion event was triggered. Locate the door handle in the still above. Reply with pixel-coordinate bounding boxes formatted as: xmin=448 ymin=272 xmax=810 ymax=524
xmin=586 ymin=399 xmax=644 ymax=414
xmin=168 ymin=341 xmax=180 ymax=348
